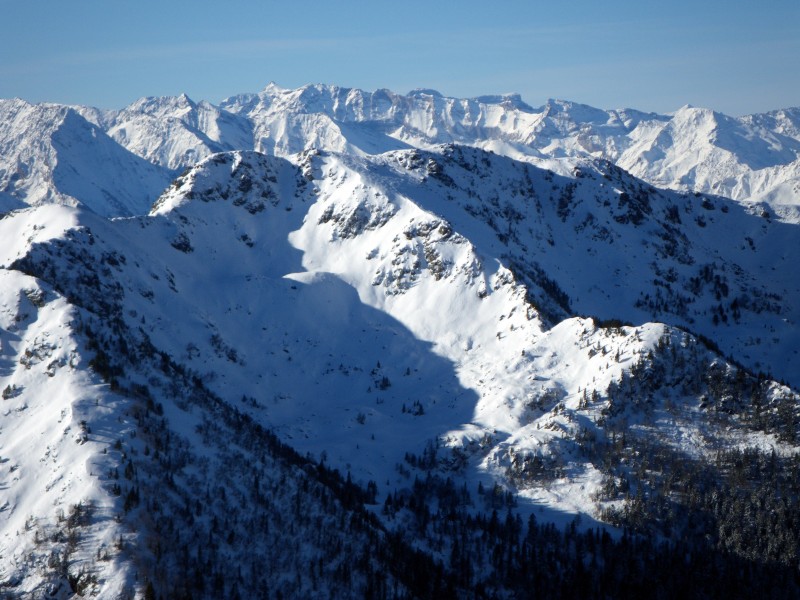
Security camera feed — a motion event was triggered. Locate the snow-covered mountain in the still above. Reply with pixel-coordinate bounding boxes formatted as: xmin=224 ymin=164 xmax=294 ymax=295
xmin=0 ymin=99 xmax=172 ymax=217
xmin=100 ymin=94 xmax=254 ymax=171
xmin=218 ymin=84 xmax=800 ymax=213
xmin=70 ymin=83 xmax=800 ymax=216
xmin=1 ymin=85 xmax=800 ymax=598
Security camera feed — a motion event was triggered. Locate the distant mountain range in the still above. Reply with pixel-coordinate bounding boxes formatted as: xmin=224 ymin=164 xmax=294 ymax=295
xmin=4 ymin=84 xmax=800 ymax=217
xmin=1 ymin=84 xmax=799 ymax=598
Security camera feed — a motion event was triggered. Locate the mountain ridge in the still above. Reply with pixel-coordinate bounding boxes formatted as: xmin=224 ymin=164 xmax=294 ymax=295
xmin=4 ymin=85 xmax=800 ymax=218
xmin=1 ymin=84 xmax=800 ymax=597
xmin=0 ymin=98 xmax=172 ymax=217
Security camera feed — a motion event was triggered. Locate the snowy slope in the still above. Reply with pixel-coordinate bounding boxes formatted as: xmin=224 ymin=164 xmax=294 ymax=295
xmin=263 ymin=145 xmax=799 ymax=383
xmin=0 ymin=201 xmax=450 ymax=598
xmin=2 ymin=83 xmax=800 ymax=597
xmin=0 ymin=206 xmax=138 ymax=597
xmin=4 ymin=148 xmax=798 ymax=544
xmin=145 ymin=147 xmax=800 ymax=518
xmin=280 ymin=147 xmax=800 ymax=515
xmin=0 ymin=99 xmax=172 ymax=217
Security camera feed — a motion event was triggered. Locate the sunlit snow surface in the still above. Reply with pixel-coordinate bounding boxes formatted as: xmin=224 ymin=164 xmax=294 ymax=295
xmin=1 ymin=85 xmax=799 ymax=595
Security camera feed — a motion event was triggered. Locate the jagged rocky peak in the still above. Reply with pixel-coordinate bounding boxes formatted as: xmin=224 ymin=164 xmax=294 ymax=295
xmin=123 ymin=92 xmax=197 ymax=115
xmin=107 ymin=91 xmax=255 ymax=170
xmin=408 ymin=88 xmax=443 ymax=98
xmin=757 ymin=106 xmax=800 ymax=138
xmin=151 ymin=150 xmax=294 ymax=215
xmin=540 ymin=97 xmax=611 ymax=120
xmin=473 ymin=92 xmax=534 ymax=111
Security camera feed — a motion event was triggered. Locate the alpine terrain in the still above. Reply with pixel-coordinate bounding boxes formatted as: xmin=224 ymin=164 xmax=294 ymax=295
xmin=0 ymin=84 xmax=799 ymax=599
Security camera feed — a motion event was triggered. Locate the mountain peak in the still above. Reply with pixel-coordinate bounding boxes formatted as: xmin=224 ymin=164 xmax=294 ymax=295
xmin=474 ymin=92 xmax=534 ymax=111
xmin=669 ymin=104 xmax=725 ymax=132
xmin=151 ymin=150 xmax=284 ymax=216
xmin=177 ymin=92 xmax=195 ymax=106
xmin=262 ymin=81 xmax=286 ymax=94
xmin=124 ymin=92 xmax=198 ymax=115
xmin=671 ymin=103 xmax=718 ymax=118
xmin=408 ymin=88 xmax=444 ymax=98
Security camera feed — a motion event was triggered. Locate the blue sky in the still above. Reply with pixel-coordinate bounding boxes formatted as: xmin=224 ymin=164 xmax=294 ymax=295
xmin=0 ymin=0 xmax=797 ymax=115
